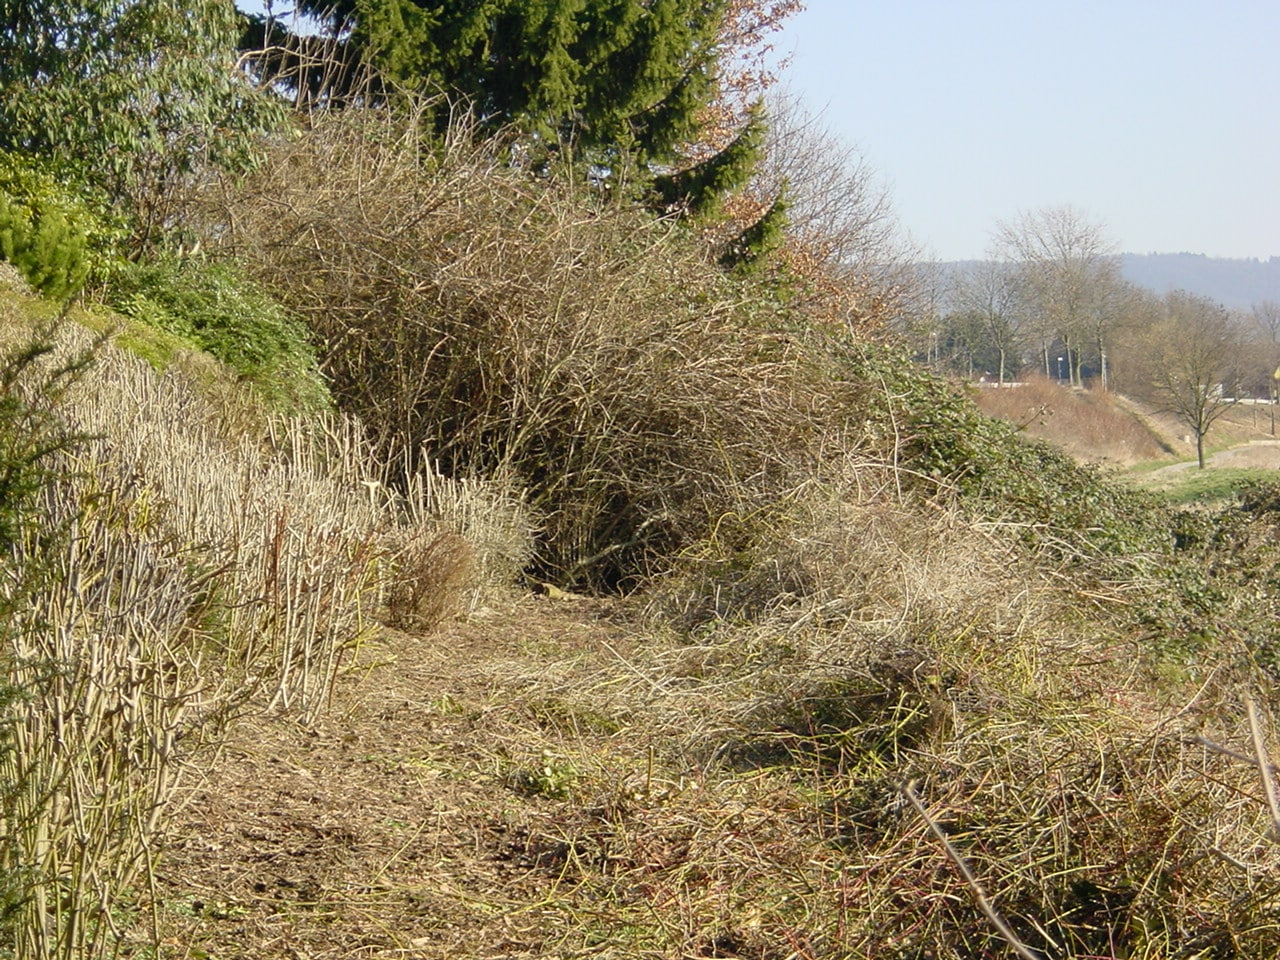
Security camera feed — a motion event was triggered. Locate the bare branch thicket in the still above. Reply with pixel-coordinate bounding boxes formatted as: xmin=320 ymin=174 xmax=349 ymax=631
xmin=1253 ymin=300 xmax=1280 ymax=345
xmin=741 ymin=88 xmax=918 ymax=331
xmin=186 ymin=102 xmax=865 ymax=589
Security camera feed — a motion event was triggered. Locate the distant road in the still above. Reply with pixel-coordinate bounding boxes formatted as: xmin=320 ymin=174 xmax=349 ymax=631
xmin=1150 ymin=440 xmax=1280 ymax=476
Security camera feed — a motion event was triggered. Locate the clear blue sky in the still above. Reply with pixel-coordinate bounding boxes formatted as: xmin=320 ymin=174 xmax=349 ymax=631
xmin=772 ymin=1 xmax=1279 ymax=261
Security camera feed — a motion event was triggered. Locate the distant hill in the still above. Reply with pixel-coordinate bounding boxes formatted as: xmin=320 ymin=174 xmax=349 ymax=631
xmin=1119 ymin=253 xmax=1280 ymax=310
xmin=934 ymin=254 xmax=1280 ymax=312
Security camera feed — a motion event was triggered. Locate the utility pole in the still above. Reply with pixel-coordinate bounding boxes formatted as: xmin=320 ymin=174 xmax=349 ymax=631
xmin=1272 ymin=366 xmax=1280 ymax=437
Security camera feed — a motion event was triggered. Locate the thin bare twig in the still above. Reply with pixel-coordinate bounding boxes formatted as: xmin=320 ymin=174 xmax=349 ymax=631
xmin=902 ymin=780 xmax=1045 ymax=960
xmin=1245 ymin=694 xmax=1280 ymax=842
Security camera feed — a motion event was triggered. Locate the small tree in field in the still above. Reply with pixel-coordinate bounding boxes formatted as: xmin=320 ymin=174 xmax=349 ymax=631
xmin=1148 ymin=290 xmax=1244 ymax=469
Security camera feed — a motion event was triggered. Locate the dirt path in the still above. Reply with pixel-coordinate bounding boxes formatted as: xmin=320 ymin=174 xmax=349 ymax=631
xmin=152 ymin=596 xmax=640 ymax=959
xmin=1148 ymin=439 xmax=1280 ymax=476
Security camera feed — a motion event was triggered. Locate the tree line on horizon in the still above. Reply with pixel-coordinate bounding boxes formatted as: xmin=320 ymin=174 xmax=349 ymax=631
xmin=901 ymin=206 xmax=1280 ymax=467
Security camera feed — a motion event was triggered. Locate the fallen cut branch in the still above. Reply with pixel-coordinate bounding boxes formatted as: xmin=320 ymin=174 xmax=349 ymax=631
xmin=1245 ymin=694 xmax=1280 ymax=842
xmin=902 ymin=779 xmax=1045 ymax=960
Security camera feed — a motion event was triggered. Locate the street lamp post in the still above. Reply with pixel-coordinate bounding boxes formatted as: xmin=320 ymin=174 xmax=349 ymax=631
xmin=1272 ymin=366 xmax=1280 ymax=436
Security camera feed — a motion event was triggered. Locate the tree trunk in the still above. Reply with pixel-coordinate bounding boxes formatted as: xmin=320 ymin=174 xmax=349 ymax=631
xmin=1196 ymin=431 xmax=1206 ymax=469
xmin=1061 ymin=336 xmax=1079 ymax=387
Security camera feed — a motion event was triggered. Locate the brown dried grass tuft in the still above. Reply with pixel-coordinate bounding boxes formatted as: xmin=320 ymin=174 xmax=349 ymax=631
xmin=472 ymin=487 xmax=1280 ymax=959
xmin=383 ymin=530 xmax=474 ymax=631
xmin=398 ymin=463 xmax=534 ymax=611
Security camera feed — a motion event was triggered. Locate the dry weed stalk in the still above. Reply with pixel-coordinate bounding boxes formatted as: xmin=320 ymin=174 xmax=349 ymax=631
xmin=61 ymin=339 xmax=374 ymax=718
xmin=1 ymin=467 xmax=211 ymax=958
xmin=51 ymin=326 xmax=528 ymax=716
xmin=0 ymin=316 xmax=529 ymax=957
xmin=1245 ymin=693 xmax=1280 ymax=841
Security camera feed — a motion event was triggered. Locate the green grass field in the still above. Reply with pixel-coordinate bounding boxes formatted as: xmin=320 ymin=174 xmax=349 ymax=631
xmin=1128 ymin=465 xmax=1279 ymax=505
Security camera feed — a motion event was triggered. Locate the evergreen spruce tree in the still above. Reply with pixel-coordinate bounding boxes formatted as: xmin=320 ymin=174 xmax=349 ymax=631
xmin=244 ymin=0 xmax=788 ymax=268
xmin=0 ymin=198 xmax=90 ymax=300
xmin=651 ymin=101 xmax=766 ymax=218
xmin=719 ymin=189 xmax=788 ymax=272
xmin=254 ymin=0 xmax=726 ymax=167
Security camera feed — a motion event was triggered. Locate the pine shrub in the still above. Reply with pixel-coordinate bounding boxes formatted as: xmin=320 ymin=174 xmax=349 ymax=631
xmin=0 ymin=153 xmax=109 ymax=300
xmin=107 ymin=256 xmax=330 ymax=414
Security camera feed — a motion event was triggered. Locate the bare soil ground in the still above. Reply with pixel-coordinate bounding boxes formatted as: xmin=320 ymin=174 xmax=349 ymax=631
xmin=153 ymin=596 xmax=650 ymax=959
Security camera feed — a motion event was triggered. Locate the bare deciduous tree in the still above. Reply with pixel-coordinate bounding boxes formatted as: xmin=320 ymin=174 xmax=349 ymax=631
xmin=992 ymin=205 xmax=1121 ymax=387
xmin=1251 ymin=300 xmax=1280 ymax=345
xmin=948 ymin=260 xmax=1025 ymax=384
xmin=1233 ymin=300 xmax=1280 ymax=433
xmin=1147 ymin=291 xmax=1244 ymax=469
xmin=1251 ymin=302 xmax=1280 ymax=397
xmin=728 ymin=88 xmax=914 ymax=330
xmin=757 ymin=89 xmax=902 ymax=268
